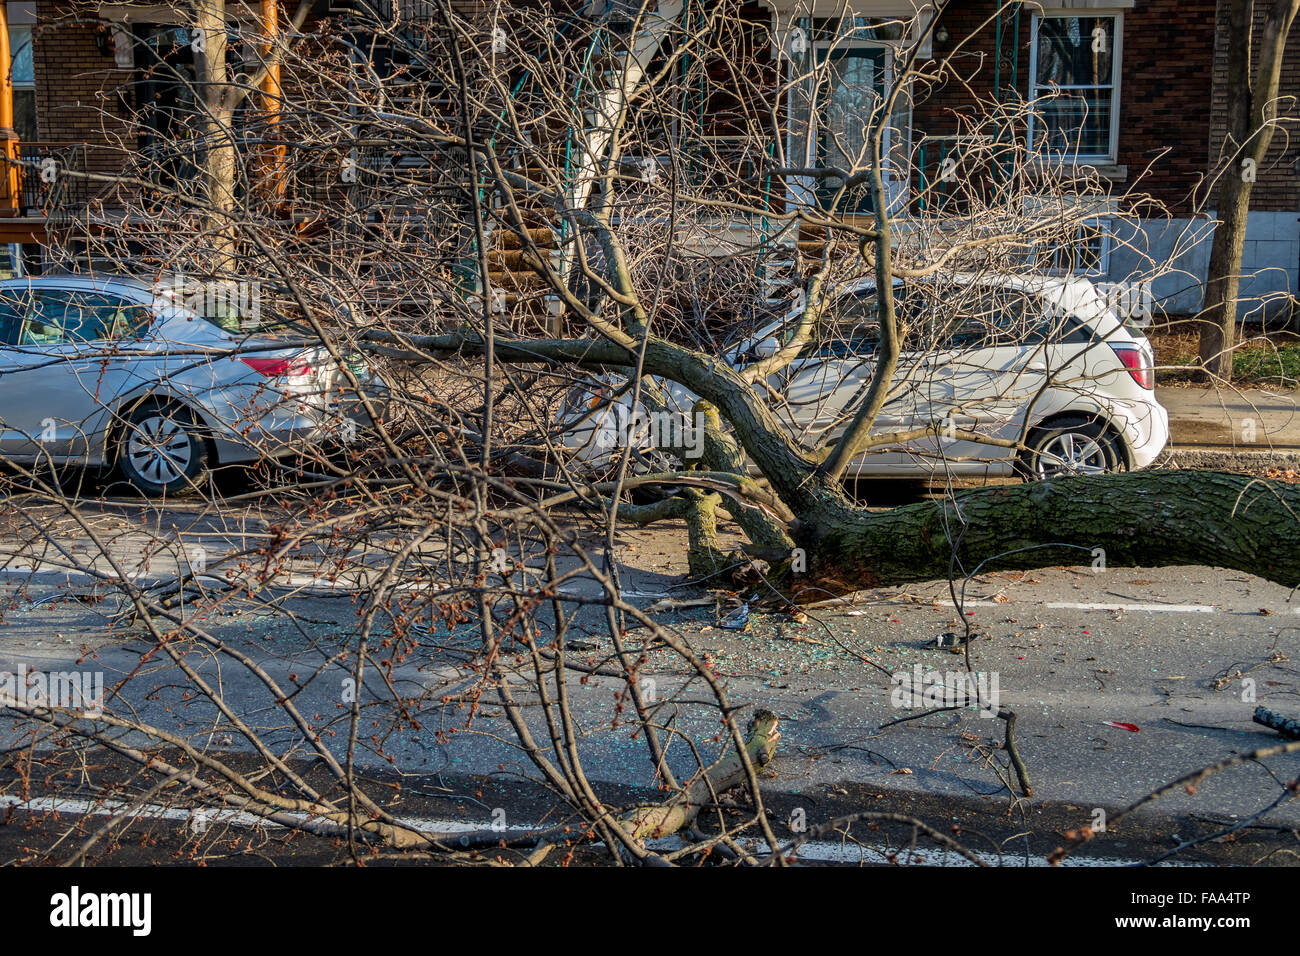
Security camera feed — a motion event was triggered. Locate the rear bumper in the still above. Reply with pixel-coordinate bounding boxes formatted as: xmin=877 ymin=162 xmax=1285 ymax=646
xmin=1115 ymin=396 xmax=1170 ymax=469
xmin=206 ymin=391 xmax=387 ymax=464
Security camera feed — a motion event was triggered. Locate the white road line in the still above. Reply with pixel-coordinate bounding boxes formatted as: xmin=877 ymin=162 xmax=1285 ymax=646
xmin=0 ymin=565 xmax=416 ymax=594
xmin=937 ymin=599 xmax=1294 ymax=614
xmin=857 ymin=597 xmax=1270 ymax=615
xmin=1044 ymin=602 xmax=1220 ymax=613
xmin=0 ymin=794 xmax=534 ymax=837
xmin=0 ymin=793 xmax=1181 ymax=866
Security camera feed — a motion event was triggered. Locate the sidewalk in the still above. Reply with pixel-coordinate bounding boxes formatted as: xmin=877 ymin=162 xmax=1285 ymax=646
xmin=1158 ymin=386 xmax=1300 ymax=448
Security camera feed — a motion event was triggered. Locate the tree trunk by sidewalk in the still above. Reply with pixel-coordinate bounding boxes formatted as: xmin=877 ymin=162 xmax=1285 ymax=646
xmin=1199 ymin=0 xmax=1300 ymax=380
xmin=793 ymin=470 xmax=1300 ymax=597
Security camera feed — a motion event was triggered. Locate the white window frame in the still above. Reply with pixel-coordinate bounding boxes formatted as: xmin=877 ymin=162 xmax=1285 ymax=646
xmin=1027 ymin=10 xmax=1123 ymax=164
xmin=1037 ymin=218 xmax=1112 ymax=277
xmin=7 ymin=8 xmax=36 ymax=142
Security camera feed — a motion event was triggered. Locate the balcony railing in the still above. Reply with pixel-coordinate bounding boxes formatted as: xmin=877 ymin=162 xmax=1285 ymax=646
xmin=14 ymin=142 xmax=92 ymax=220
xmin=334 ymin=0 xmax=440 ymax=24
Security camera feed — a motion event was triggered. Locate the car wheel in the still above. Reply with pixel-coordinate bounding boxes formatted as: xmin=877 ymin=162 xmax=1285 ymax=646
xmin=116 ymin=403 xmax=208 ymax=496
xmin=1019 ymin=416 xmax=1123 ymax=480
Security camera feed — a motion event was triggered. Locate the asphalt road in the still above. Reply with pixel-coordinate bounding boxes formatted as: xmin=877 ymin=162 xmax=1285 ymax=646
xmin=0 ymin=488 xmax=1296 ymax=865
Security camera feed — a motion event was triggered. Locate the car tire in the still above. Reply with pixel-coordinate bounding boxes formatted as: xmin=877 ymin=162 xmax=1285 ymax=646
xmin=1018 ymin=416 xmax=1124 ymax=480
xmin=115 ymin=402 xmax=208 ymax=497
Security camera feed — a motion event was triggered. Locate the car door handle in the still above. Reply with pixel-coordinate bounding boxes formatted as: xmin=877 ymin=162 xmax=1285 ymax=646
xmin=1026 ymin=363 xmax=1047 ymax=373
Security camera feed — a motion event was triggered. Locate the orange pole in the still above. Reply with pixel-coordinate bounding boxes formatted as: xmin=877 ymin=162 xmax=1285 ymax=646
xmin=259 ymin=0 xmax=286 ymax=203
xmin=0 ymin=3 xmax=18 ymax=216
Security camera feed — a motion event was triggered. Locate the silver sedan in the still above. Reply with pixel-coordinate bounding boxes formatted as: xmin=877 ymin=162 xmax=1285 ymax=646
xmin=0 ymin=274 xmax=382 ymax=496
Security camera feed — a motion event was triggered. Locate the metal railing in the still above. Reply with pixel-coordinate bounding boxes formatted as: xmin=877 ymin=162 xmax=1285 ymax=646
xmin=15 ymin=142 xmax=92 ymax=220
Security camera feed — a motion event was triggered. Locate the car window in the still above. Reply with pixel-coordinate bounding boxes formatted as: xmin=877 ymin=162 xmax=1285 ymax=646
xmin=19 ymin=292 xmax=69 ymax=345
xmin=101 ymin=301 xmax=155 ymax=340
xmin=813 ymin=290 xmax=881 ymax=359
xmin=946 ymin=289 xmax=1051 ymax=349
xmin=788 ymin=283 xmax=1088 ymax=356
xmin=804 ymin=285 xmax=938 ymax=354
xmin=1047 ymin=313 xmax=1094 ymax=345
xmin=896 ymin=287 xmax=940 ymax=350
xmin=783 ymin=283 xmax=1080 ymax=357
xmin=18 ymin=290 xmax=153 ymax=345
xmin=0 ymin=293 xmax=24 ymax=345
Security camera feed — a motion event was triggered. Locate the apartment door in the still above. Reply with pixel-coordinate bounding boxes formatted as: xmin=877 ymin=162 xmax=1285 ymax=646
xmin=814 ymin=46 xmax=888 ymax=215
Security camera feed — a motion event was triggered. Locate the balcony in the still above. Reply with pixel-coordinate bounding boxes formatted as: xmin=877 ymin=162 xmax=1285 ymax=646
xmin=11 ymin=142 xmax=92 ymax=221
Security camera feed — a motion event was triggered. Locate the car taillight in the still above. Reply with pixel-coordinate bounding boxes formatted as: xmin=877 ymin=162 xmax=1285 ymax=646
xmin=241 ymin=357 xmax=313 ymax=378
xmin=1111 ymin=345 xmax=1153 ymax=389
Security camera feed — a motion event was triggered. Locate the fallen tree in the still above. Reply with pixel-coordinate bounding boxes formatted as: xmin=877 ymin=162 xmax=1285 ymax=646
xmin=333 ymin=1 xmax=1297 ymax=601
xmin=7 ymin=0 xmax=1295 ymax=869
xmin=398 ymin=328 xmax=1300 ymax=595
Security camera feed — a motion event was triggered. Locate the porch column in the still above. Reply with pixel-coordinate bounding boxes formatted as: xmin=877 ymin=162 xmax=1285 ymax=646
xmin=258 ymin=0 xmax=286 ymax=202
xmin=0 ymin=2 xmax=18 ymax=217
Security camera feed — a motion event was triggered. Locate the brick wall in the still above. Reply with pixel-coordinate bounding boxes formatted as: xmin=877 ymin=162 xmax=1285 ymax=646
xmin=32 ymin=0 xmax=134 ymax=187
xmin=1209 ymin=0 xmax=1300 ymax=211
xmin=917 ymin=0 xmax=1216 ymax=217
xmin=1120 ymin=0 xmax=1218 ymax=213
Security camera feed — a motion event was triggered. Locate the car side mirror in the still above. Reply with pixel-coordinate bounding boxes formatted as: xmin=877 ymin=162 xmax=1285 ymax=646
xmin=749 ymin=337 xmax=780 ymax=360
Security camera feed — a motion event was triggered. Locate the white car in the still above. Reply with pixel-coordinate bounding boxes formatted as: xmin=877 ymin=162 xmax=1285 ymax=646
xmin=559 ymin=273 xmax=1169 ymax=480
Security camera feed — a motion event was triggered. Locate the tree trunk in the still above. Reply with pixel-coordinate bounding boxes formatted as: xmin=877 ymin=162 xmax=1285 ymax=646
xmin=623 ymin=710 xmax=779 ymax=841
xmin=195 ymin=0 xmax=239 ymax=275
xmin=793 ymin=471 xmax=1300 ymax=596
xmin=1200 ymin=167 xmax=1251 ymax=378
xmin=1253 ymin=706 xmax=1300 ymax=739
xmin=1199 ymin=0 xmax=1300 ymax=379
xmin=562 ymin=1 xmax=684 ymax=286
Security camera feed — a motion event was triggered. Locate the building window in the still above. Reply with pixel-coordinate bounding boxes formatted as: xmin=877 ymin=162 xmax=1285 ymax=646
xmin=1048 ymin=221 xmax=1112 ymax=276
xmin=8 ymin=22 xmax=36 ymax=142
xmin=1028 ymin=13 xmax=1121 ymax=162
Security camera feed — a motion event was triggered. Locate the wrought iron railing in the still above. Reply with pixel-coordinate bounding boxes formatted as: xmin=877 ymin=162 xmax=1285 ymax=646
xmin=15 ymin=142 xmax=92 ymax=220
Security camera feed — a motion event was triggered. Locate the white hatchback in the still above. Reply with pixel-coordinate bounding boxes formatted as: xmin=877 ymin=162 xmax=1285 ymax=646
xmin=559 ymin=274 xmax=1169 ymax=480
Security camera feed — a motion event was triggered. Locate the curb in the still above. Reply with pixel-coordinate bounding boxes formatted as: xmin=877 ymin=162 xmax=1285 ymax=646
xmin=1155 ymin=446 xmax=1300 ymax=474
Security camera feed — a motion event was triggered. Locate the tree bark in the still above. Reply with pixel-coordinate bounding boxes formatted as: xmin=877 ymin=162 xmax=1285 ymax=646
xmin=1253 ymin=706 xmax=1300 ymax=739
xmin=623 ymin=710 xmax=780 ymax=842
xmin=196 ymin=0 xmax=239 ymax=275
xmin=793 ymin=470 xmax=1300 ymax=596
xmin=1199 ymin=0 xmax=1300 ymax=379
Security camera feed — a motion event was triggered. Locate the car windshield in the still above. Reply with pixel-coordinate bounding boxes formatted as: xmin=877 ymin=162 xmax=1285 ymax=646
xmin=0 ymin=292 xmax=24 ymax=345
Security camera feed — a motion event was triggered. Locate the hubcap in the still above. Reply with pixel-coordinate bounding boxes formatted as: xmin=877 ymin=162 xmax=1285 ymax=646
xmin=126 ymin=414 xmax=193 ymax=487
xmin=1035 ymin=431 xmax=1108 ymax=478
